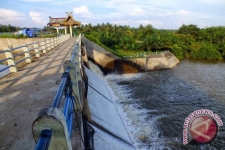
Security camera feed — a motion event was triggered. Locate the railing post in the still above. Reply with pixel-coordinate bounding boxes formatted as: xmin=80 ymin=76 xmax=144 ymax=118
xmin=55 ymin=37 xmax=57 ymax=46
xmin=54 ymin=37 xmax=57 ymax=47
xmin=52 ymin=38 xmax=54 ymax=48
xmin=23 ymin=45 xmax=32 ymax=63
xmin=62 ymin=35 xmax=65 ymax=42
xmin=50 ymin=38 xmax=54 ymax=49
xmin=58 ymin=36 xmax=61 ymax=44
xmin=41 ymin=40 xmax=46 ymax=53
xmin=32 ymin=107 xmax=73 ymax=150
xmin=47 ymin=39 xmax=51 ymax=51
xmin=60 ymin=36 xmax=63 ymax=44
xmin=34 ymin=43 xmax=40 ymax=58
xmin=4 ymin=49 xmax=17 ymax=72
xmin=56 ymin=37 xmax=58 ymax=45
xmin=63 ymin=35 xmax=65 ymax=42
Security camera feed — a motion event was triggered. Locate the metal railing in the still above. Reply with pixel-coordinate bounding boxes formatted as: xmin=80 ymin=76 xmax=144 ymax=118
xmin=32 ymin=34 xmax=84 ymax=150
xmin=0 ymin=34 xmax=70 ymax=74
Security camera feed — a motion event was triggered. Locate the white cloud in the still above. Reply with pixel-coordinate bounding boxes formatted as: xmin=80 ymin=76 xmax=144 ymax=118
xmin=177 ymin=10 xmax=189 ymax=15
xmin=68 ymin=0 xmax=224 ymax=28
xmin=73 ymin=5 xmax=92 ymax=17
xmin=29 ymin=11 xmax=47 ymax=26
xmin=0 ymin=8 xmax=26 ymax=26
xmin=130 ymin=8 xmax=146 ymax=16
xmin=3 ymin=0 xmax=225 ymax=29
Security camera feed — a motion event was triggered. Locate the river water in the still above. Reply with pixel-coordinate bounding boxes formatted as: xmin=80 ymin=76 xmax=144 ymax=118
xmin=104 ymin=60 xmax=225 ymax=150
xmin=101 ymin=60 xmax=225 ymax=150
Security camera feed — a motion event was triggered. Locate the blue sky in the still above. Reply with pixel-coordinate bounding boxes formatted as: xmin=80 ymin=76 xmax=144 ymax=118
xmin=0 ymin=0 xmax=225 ymax=29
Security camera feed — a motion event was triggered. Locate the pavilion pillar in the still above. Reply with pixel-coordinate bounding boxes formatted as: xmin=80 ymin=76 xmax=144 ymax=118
xmin=69 ymin=25 xmax=72 ymax=37
xmin=56 ymin=27 xmax=59 ymax=35
xmin=64 ymin=27 xmax=67 ymax=35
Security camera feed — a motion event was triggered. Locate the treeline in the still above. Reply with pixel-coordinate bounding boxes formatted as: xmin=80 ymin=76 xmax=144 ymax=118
xmin=0 ymin=24 xmax=20 ymax=32
xmin=74 ymin=23 xmax=225 ymax=60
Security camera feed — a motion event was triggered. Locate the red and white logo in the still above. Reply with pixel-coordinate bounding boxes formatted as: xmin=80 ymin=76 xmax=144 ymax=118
xmin=190 ymin=115 xmax=217 ymax=143
xmin=183 ymin=109 xmax=223 ymax=145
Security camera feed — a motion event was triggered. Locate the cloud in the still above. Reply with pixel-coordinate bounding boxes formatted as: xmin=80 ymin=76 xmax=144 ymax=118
xmin=130 ymin=8 xmax=146 ymax=16
xmin=73 ymin=5 xmax=92 ymax=17
xmin=0 ymin=8 xmax=26 ymax=26
xmin=29 ymin=11 xmax=47 ymax=26
xmin=3 ymin=0 xmax=225 ymax=29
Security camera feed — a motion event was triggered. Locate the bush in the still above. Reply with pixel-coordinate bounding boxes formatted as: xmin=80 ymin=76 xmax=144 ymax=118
xmin=190 ymin=43 xmax=222 ymax=60
xmin=171 ymin=44 xmax=183 ymax=59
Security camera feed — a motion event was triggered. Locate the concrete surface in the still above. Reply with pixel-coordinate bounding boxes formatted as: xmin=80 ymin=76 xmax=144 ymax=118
xmin=0 ymin=37 xmax=81 ymax=150
xmin=0 ymin=38 xmax=45 ymax=50
xmin=83 ymin=38 xmax=179 ymax=74
xmin=85 ymin=66 xmax=135 ymax=150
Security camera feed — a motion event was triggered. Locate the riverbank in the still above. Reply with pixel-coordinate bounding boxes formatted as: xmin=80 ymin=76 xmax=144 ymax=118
xmin=83 ymin=37 xmax=179 ymax=74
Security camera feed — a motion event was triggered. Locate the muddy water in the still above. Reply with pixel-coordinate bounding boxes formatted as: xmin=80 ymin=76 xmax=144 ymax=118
xmin=106 ymin=60 xmax=225 ymax=149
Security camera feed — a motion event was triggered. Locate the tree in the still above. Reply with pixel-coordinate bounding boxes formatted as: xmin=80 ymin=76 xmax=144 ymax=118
xmin=177 ymin=24 xmax=201 ymax=41
xmin=79 ymin=22 xmax=224 ymax=60
xmin=171 ymin=44 xmax=183 ymax=58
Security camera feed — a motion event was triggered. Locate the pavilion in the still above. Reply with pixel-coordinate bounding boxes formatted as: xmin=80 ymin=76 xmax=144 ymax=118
xmin=47 ymin=12 xmax=81 ymax=37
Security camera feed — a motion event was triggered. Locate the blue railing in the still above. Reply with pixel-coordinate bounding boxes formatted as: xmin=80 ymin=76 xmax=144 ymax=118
xmin=32 ymin=34 xmax=83 ymax=150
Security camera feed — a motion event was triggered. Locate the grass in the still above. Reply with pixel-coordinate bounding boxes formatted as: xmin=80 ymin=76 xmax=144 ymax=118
xmin=0 ymin=34 xmax=28 ymax=39
xmin=103 ymin=47 xmax=165 ymax=59
xmin=0 ymin=33 xmax=57 ymax=38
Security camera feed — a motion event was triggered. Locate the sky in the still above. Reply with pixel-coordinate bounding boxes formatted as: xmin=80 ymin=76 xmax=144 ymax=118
xmin=0 ymin=0 xmax=225 ymax=29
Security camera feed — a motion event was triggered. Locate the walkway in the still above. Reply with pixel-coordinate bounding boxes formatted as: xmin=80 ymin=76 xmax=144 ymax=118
xmin=0 ymin=38 xmax=80 ymax=149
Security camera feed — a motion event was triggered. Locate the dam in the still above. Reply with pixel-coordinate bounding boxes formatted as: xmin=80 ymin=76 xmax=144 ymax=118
xmin=0 ymin=34 xmax=139 ymax=149
xmin=1 ymin=34 xmax=224 ymax=149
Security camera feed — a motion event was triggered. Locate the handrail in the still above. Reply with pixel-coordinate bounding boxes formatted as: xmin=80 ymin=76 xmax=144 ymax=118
xmin=32 ymin=34 xmax=84 ymax=150
xmin=34 ymin=129 xmax=52 ymax=150
xmin=0 ymin=34 xmax=71 ymax=75
xmin=52 ymin=67 xmax=71 ymax=108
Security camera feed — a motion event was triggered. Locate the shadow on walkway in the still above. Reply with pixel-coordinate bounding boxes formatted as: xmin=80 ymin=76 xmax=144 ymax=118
xmin=0 ymin=37 xmax=80 ymax=149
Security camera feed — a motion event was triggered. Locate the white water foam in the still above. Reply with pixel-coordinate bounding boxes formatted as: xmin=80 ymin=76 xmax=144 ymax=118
xmin=88 ymin=62 xmax=164 ymax=149
xmin=105 ymin=74 xmax=167 ymax=149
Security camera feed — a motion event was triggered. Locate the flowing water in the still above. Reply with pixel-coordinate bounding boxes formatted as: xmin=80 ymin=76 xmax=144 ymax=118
xmin=90 ymin=60 xmax=225 ymax=149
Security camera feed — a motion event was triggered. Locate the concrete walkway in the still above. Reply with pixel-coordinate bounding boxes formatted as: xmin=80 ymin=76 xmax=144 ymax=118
xmin=0 ymin=38 xmax=80 ymax=150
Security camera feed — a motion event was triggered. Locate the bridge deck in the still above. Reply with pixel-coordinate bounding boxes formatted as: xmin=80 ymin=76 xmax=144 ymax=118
xmin=0 ymin=38 xmax=80 ymax=149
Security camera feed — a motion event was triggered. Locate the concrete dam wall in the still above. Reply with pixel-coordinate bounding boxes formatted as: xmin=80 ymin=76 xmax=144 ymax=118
xmin=82 ymin=37 xmax=179 ymax=74
xmin=81 ymin=38 xmax=179 ymax=149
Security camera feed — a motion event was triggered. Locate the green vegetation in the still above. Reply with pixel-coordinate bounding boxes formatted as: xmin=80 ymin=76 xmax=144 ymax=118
xmin=0 ymin=24 xmax=20 ymax=32
xmin=0 ymin=25 xmax=57 ymax=38
xmin=74 ymin=23 xmax=225 ymax=60
xmin=0 ymin=33 xmax=28 ymax=39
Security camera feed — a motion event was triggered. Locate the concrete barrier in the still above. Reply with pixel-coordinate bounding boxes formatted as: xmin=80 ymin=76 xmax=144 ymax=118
xmin=82 ymin=37 xmax=179 ymax=74
xmin=0 ymin=34 xmax=71 ymax=78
